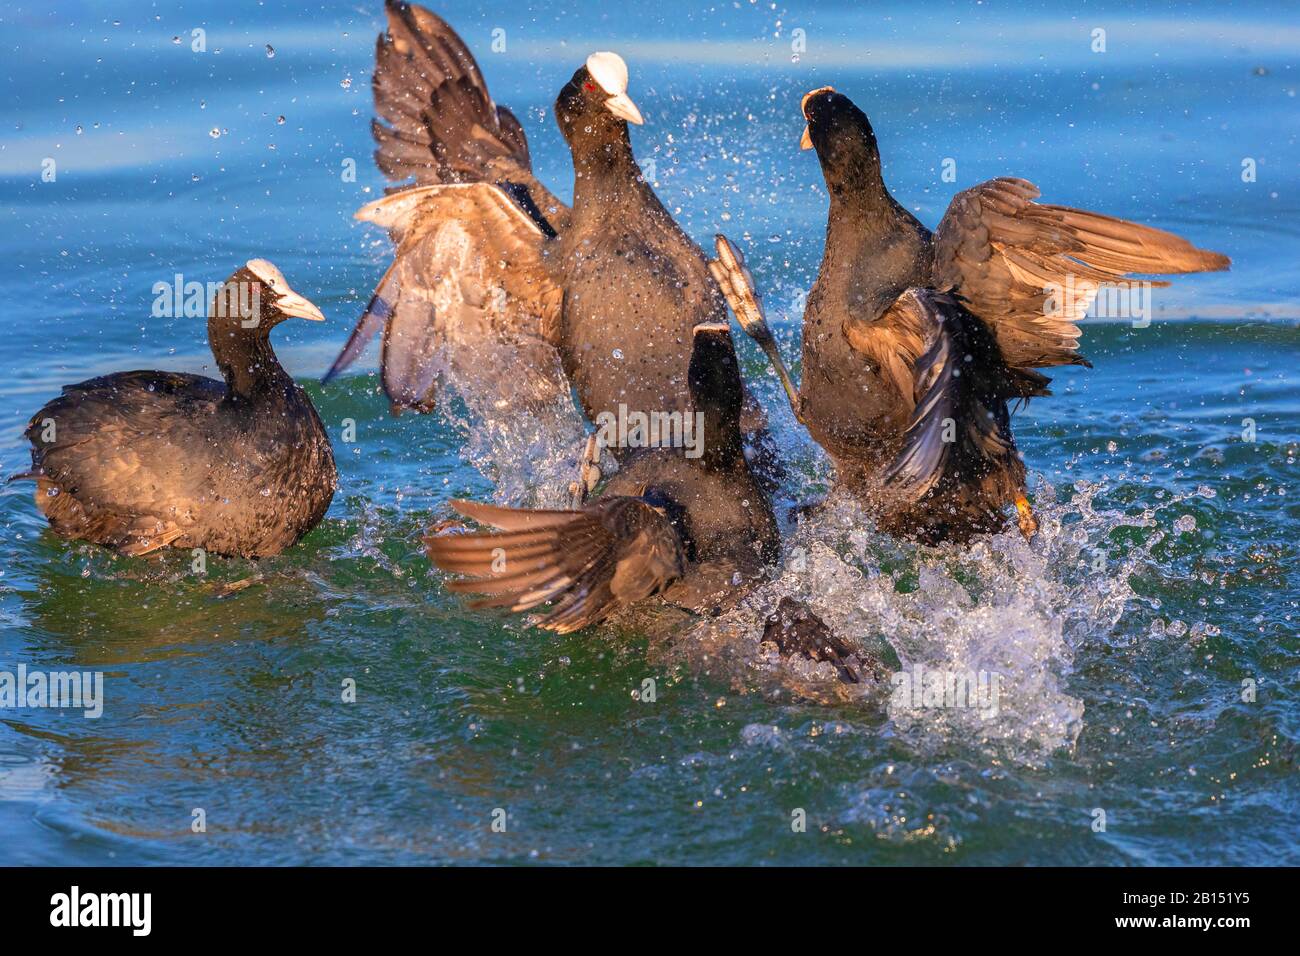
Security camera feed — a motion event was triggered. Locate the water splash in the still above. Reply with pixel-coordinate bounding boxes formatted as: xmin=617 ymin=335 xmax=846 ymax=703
xmin=429 ymin=340 xmax=599 ymax=510
xmin=677 ymin=474 xmax=1184 ymax=765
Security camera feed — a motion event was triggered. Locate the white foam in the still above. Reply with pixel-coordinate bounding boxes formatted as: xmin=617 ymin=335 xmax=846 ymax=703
xmin=669 ymin=474 xmax=1174 ymax=765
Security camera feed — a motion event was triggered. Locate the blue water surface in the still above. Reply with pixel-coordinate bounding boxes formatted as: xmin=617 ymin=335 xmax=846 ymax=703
xmin=0 ymin=0 xmax=1297 ymax=865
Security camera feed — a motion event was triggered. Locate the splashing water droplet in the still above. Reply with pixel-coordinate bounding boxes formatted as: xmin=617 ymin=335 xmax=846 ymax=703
xmin=265 ymin=44 xmax=275 ymax=58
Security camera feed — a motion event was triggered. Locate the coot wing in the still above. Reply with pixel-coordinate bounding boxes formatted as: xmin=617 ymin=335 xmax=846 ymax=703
xmin=933 ymin=177 xmax=1229 ymax=369
xmin=424 ymin=496 xmax=687 ymax=634
xmin=26 ymin=372 xmax=226 ymax=550
xmin=881 ymin=291 xmax=1045 ymax=508
xmin=840 ymin=291 xmax=931 ymax=403
xmin=326 ymin=183 xmax=567 ymax=414
xmin=370 ymin=0 xmax=568 ymax=225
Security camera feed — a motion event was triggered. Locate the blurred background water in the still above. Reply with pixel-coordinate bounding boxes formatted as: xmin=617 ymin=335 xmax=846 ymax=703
xmin=0 ymin=0 xmax=1296 ymax=865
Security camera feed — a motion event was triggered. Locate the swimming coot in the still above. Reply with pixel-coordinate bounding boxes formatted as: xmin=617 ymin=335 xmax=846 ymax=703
xmin=15 ymin=260 xmax=337 ymax=557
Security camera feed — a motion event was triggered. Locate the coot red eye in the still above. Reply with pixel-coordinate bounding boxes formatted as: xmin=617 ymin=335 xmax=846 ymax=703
xmin=583 ymin=82 xmax=596 ymax=92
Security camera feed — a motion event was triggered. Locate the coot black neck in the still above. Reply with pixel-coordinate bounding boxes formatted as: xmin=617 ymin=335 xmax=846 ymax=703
xmin=687 ymin=328 xmax=745 ymax=472
xmin=825 ymin=160 xmax=902 ymax=231
xmin=571 ymin=127 xmax=651 ymax=211
xmin=207 ymin=314 xmax=294 ymax=403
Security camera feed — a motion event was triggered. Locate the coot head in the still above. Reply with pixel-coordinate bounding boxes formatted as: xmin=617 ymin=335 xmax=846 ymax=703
xmin=213 ymin=259 xmax=325 ymax=330
xmin=799 ymin=87 xmax=883 ymax=192
xmin=554 ymin=52 xmax=644 ymax=149
xmin=208 ymin=259 xmax=325 ymax=397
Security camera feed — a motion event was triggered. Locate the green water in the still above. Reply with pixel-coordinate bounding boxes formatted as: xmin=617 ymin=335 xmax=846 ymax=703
xmin=2 ymin=321 xmax=1296 ymax=864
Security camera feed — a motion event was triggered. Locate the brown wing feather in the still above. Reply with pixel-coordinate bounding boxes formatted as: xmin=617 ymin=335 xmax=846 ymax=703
xmin=424 ymin=497 xmax=687 ymax=633
xmin=370 ymin=0 xmax=569 ymax=226
xmin=841 ymin=293 xmax=931 ymax=404
xmin=934 ymin=177 xmax=1230 ymax=368
xmin=23 ymin=373 xmax=222 ymax=554
xmin=373 ymin=1 xmax=517 ymax=183
xmin=882 ymin=290 xmax=1039 ymax=506
xmin=324 ymin=183 xmax=565 ymax=413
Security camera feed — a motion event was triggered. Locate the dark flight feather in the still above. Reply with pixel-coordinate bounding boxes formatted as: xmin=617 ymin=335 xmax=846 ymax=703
xmin=424 ymin=496 xmax=687 ymax=633
xmin=882 ymin=291 xmax=1041 ymax=511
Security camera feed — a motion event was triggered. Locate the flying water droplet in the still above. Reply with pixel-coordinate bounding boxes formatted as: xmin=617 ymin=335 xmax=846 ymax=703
xmin=265 ymin=44 xmax=275 ymax=58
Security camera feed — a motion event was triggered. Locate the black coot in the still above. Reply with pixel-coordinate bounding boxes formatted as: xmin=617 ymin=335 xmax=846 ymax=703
xmin=16 ymin=260 xmax=337 ymax=557
xmin=323 ymin=3 xmax=776 ymax=481
xmin=714 ymin=87 xmax=1230 ymax=544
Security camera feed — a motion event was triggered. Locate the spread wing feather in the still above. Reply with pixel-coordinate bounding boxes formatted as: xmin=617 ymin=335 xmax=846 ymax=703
xmin=325 ymin=2 xmax=571 ymax=411
xmin=424 ymin=497 xmax=687 ymax=633
xmin=370 ymin=1 xmax=567 ymax=227
xmin=371 ymin=2 xmax=564 ymax=210
xmin=934 ymin=177 xmax=1230 ymax=368
xmin=882 ymin=290 xmax=1046 ymax=508
xmin=323 ymin=183 xmax=566 ymax=413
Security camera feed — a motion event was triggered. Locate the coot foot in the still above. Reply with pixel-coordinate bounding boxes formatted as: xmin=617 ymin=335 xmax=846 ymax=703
xmin=567 ymin=432 xmax=602 ymax=509
xmin=1014 ymin=494 xmax=1038 ymax=541
xmin=709 ymin=235 xmax=802 ymax=423
xmin=763 ymin=596 xmax=877 ymax=685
